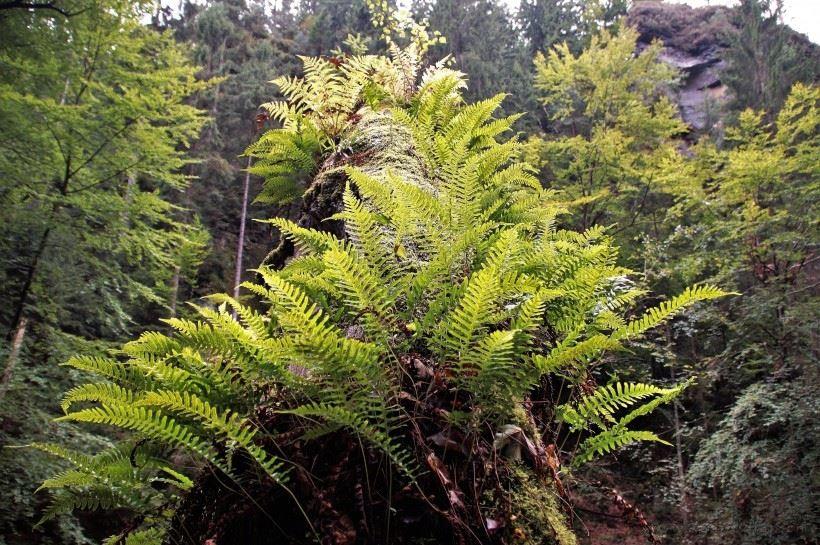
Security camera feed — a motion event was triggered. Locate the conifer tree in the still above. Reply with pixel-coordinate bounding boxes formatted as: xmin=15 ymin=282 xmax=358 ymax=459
xmin=415 ymin=0 xmax=536 ymax=125
xmin=163 ymin=0 xmax=305 ymax=297
xmin=723 ymin=0 xmax=819 ymax=115
xmin=519 ymin=0 xmax=584 ymax=55
xmin=519 ymin=0 xmax=627 ymax=56
xmin=298 ymin=0 xmax=379 ymax=56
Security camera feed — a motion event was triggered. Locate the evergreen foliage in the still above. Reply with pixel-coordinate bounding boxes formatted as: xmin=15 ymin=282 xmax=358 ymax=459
xmin=414 ymin=0 xmax=537 ymax=126
xmin=519 ymin=0 xmax=585 ymax=55
xmin=1 ymin=2 xmax=815 ymax=544
xmin=519 ymin=0 xmax=627 ymax=57
xmin=557 ymin=380 xmax=692 ymax=466
xmin=0 ymin=2 xmax=210 ymax=541
xmin=723 ymin=0 xmax=820 ymax=115
xmin=160 ymin=0 xmax=305 ymax=296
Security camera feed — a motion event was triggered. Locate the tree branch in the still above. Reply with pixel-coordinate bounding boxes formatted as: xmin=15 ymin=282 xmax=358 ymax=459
xmin=0 ymin=1 xmax=85 ymax=17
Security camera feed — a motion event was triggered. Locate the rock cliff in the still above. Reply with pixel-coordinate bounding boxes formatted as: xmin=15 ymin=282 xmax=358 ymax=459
xmin=628 ymin=1 xmax=818 ymax=131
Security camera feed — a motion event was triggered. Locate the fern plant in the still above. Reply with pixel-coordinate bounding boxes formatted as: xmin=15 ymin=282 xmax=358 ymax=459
xmin=556 ymin=380 xmax=693 ymax=467
xmin=25 ymin=441 xmax=189 ymax=527
xmin=247 ymin=45 xmax=426 ymax=205
xmin=35 ymin=43 xmax=727 ymax=544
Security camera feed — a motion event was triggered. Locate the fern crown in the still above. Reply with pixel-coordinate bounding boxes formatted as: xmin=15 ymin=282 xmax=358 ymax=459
xmin=36 ymin=46 xmax=727 ymax=540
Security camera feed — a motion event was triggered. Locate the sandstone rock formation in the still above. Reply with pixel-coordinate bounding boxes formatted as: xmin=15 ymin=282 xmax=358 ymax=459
xmin=628 ymin=1 xmax=818 ymax=131
xmin=629 ymin=2 xmax=733 ymax=131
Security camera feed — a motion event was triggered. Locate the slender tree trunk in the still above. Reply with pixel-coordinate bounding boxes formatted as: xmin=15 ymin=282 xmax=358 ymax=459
xmin=3 ymin=224 xmax=51 ymax=403
xmin=121 ymin=172 xmax=136 ymax=225
xmin=672 ymin=398 xmax=690 ymax=529
xmin=169 ymin=264 xmax=181 ymax=317
xmin=0 ymin=317 xmax=28 ymax=406
xmin=2 ymin=74 xmax=73 ymax=398
xmin=6 ymin=130 xmax=70 ymax=379
xmin=7 ymin=225 xmax=50 ymax=341
xmin=233 ymin=155 xmax=253 ymax=313
xmin=666 ymin=325 xmax=690 ymax=530
xmin=60 ymin=77 xmax=70 ymax=106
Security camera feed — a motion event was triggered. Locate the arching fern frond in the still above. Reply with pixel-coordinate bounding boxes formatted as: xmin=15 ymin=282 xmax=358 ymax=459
xmin=285 ymin=402 xmax=416 ymax=479
xmin=573 ymin=429 xmax=668 ymax=467
xmin=613 ymin=285 xmax=729 ymax=340
xmin=558 ymin=380 xmax=691 ymax=467
xmin=55 ymin=405 xmax=227 ymax=475
xmin=137 ymin=390 xmax=285 ymax=481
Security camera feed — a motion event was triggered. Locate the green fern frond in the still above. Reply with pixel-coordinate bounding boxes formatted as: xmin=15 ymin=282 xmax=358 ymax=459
xmin=557 ymin=382 xmax=677 ymax=430
xmin=257 ymin=267 xmax=383 ymax=381
xmin=37 ymin=469 xmax=94 ymax=490
xmin=137 ymin=390 xmax=286 ymax=481
xmin=532 ymin=334 xmax=620 ymax=377
xmin=56 ymin=404 xmax=225 ymax=474
xmin=559 ymin=380 xmax=691 ymax=467
xmin=124 ymin=331 xmax=182 ymax=357
xmin=261 ymin=217 xmax=343 ymax=256
xmin=573 ymin=429 xmax=669 ymax=467
xmin=285 ymin=402 xmax=416 ymax=479
xmin=618 ymin=379 xmax=692 ymax=428
xmin=463 ymin=329 xmax=535 ymax=418
xmin=62 ymin=355 xmax=142 ymax=388
xmin=443 ymin=93 xmax=507 ymax=145
xmin=27 ymin=443 xmax=94 ymax=472
xmin=510 ymin=289 xmax=557 ymax=344
xmin=40 ymin=487 xmax=132 ymax=524
xmin=440 ymin=264 xmax=502 ymax=358
xmin=613 ymin=285 xmax=729 ymax=340
xmin=61 ymin=382 xmax=136 ymax=413
xmin=28 ymin=442 xmax=172 ymax=526
xmin=332 ymin=188 xmax=397 ymax=281
xmin=206 ymin=293 xmax=270 ymax=340
xmin=157 ymin=466 xmax=193 ymax=490
xmin=261 ymin=100 xmax=304 ymax=125
xmin=322 ymin=247 xmax=396 ymax=340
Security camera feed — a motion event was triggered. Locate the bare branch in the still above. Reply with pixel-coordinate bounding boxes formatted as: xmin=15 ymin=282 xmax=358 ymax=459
xmin=0 ymin=1 xmax=81 ymax=17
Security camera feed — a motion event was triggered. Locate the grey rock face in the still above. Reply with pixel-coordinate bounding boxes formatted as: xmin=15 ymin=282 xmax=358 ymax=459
xmin=629 ymin=1 xmax=733 ymax=132
xmin=660 ymin=47 xmax=728 ymax=131
xmin=628 ymin=1 xmax=818 ymax=132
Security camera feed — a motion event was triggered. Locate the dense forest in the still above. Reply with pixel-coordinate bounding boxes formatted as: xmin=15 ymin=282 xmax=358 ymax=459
xmin=0 ymin=0 xmax=817 ymax=544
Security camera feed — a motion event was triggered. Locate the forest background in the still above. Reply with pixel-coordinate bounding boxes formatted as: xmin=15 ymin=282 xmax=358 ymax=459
xmin=0 ymin=0 xmax=817 ymax=544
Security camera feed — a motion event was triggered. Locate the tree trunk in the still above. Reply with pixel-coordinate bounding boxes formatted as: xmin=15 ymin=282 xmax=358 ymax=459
xmin=666 ymin=325 xmax=690 ymax=530
xmin=232 ymin=155 xmax=252 ymax=313
xmin=0 ymin=317 xmax=28 ymax=406
xmin=169 ymin=264 xmax=181 ymax=318
xmin=121 ymin=172 xmax=136 ymax=225
xmin=7 ymin=225 xmax=50 ymax=341
xmin=672 ymin=397 xmax=690 ymax=529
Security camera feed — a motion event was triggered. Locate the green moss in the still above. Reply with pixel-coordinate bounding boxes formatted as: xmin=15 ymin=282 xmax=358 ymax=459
xmin=349 ymin=109 xmax=430 ymax=190
xmin=507 ymin=467 xmax=577 ymax=545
